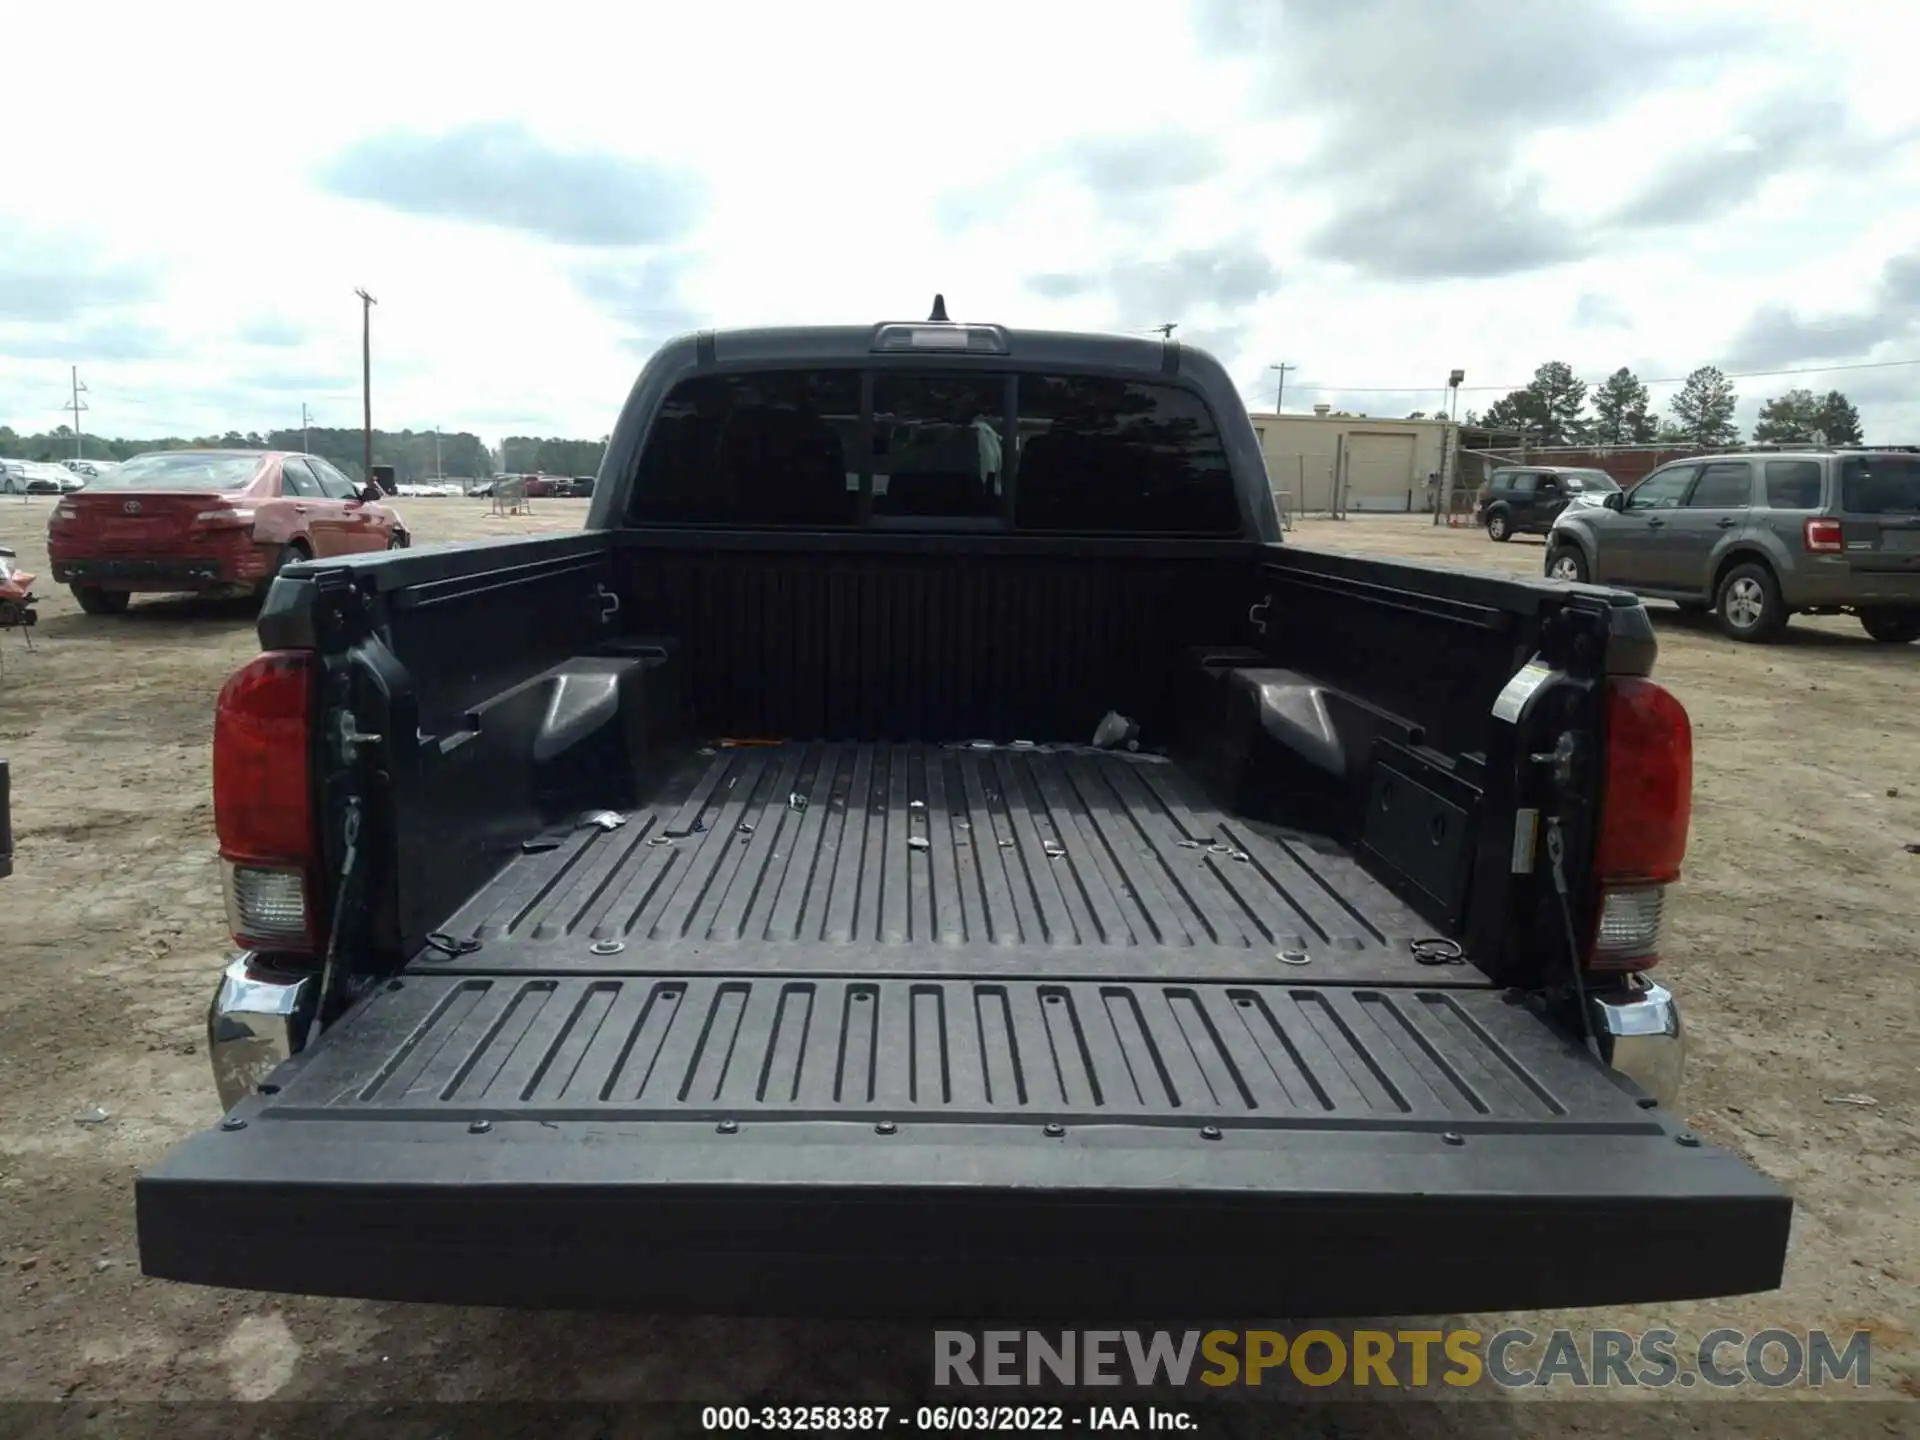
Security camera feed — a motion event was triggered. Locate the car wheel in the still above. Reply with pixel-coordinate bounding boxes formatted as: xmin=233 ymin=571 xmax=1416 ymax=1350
xmin=71 ymin=584 xmax=130 ymax=616
xmin=1714 ymin=562 xmax=1787 ymax=642
xmin=1486 ymin=510 xmax=1512 ymax=542
xmin=1859 ymin=609 xmax=1920 ymax=644
xmin=1545 ymin=546 xmax=1587 ymax=583
xmin=388 ymin=529 xmax=409 ymax=550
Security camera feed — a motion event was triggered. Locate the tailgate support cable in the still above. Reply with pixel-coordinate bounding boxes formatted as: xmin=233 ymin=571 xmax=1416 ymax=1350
xmin=304 ymin=795 xmax=363 ymax=1050
xmin=1545 ymin=816 xmax=1601 ymax=1061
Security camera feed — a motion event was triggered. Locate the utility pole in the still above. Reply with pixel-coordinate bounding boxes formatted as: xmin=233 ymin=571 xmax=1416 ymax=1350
xmin=355 ymin=287 xmax=377 ymax=482
xmin=434 ymin=425 xmax=442 ymax=478
xmin=1268 ymin=363 xmax=1292 ymax=416
xmin=66 ymin=367 xmax=89 ymax=458
xmin=301 ymin=402 xmax=313 ymax=455
xmin=1153 ymin=323 xmax=1178 ymax=338
xmin=1436 ymin=369 xmax=1465 ymax=526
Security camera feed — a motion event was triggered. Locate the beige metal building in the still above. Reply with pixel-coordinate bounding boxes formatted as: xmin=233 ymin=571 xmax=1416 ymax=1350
xmin=1247 ymin=408 xmax=1451 ymax=515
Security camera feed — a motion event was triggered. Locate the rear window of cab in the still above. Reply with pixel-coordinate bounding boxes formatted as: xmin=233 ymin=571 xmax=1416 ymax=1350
xmin=627 ymin=368 xmax=1242 ymax=535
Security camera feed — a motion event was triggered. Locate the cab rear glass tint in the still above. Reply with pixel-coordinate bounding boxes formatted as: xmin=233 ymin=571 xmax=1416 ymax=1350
xmin=629 ymin=371 xmax=862 ymax=526
xmin=872 ymin=373 xmax=1004 ymax=521
xmin=1840 ymin=457 xmax=1920 ymax=515
xmin=1013 ymin=374 xmax=1238 ymax=534
xmin=627 ymin=368 xmax=1240 ymax=533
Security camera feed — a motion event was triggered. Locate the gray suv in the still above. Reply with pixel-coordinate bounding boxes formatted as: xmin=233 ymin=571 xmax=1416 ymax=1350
xmin=1545 ymin=450 xmax=1920 ymax=643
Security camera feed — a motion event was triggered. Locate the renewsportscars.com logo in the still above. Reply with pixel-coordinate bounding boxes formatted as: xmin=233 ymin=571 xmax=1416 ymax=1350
xmin=933 ymin=1328 xmax=1873 ymax=1391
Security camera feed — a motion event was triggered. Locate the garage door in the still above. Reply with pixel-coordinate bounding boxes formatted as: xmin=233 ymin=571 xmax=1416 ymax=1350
xmin=1344 ymin=432 xmax=1417 ymax=512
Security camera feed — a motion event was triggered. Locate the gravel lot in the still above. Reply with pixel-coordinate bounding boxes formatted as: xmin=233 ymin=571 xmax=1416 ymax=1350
xmin=0 ymin=497 xmax=1913 ymax=1431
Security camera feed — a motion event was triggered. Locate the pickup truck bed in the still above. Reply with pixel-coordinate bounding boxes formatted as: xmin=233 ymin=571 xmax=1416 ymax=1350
xmin=143 ymin=738 xmax=1785 ymax=1316
xmin=439 ymin=741 xmax=1442 ymax=982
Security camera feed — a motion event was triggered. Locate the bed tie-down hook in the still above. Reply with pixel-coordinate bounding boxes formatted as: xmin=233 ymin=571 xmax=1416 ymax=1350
xmin=595 ymin=583 xmax=620 ymax=624
xmin=1248 ymin=592 xmax=1273 ymax=637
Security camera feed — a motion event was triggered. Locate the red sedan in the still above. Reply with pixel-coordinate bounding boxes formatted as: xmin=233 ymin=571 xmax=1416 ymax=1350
xmin=47 ymin=449 xmax=409 ymax=615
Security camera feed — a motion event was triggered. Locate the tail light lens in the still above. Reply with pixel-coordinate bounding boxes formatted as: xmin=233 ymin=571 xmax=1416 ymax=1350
xmin=1804 ymin=518 xmax=1844 ymax=553
xmin=194 ymin=506 xmax=256 ymax=530
xmin=1589 ymin=677 xmax=1692 ymax=972
xmin=51 ymin=503 xmax=77 ymax=523
xmin=213 ymin=651 xmax=319 ymax=952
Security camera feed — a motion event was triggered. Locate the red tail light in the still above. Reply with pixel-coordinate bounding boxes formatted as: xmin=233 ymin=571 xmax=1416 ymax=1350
xmin=213 ymin=651 xmax=318 ymax=952
xmin=1804 ymin=518 xmax=1844 ymax=553
xmin=1590 ymin=677 xmax=1692 ymax=972
xmin=193 ymin=504 xmax=257 ymax=531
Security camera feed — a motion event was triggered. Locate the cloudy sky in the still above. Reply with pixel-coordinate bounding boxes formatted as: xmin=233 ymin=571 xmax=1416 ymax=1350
xmin=3 ymin=0 xmax=1918 ymax=445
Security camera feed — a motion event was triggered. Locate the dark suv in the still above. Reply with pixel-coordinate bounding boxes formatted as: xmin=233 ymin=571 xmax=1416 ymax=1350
xmin=1478 ymin=466 xmax=1621 ymax=541
xmin=1544 ymin=449 xmax=1920 ymax=643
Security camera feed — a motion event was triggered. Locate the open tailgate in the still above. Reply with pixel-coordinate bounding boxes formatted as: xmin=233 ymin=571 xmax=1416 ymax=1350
xmin=139 ymin=972 xmax=1790 ymax=1317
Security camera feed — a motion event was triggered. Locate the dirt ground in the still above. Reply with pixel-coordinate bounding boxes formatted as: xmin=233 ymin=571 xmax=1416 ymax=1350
xmin=0 ymin=497 xmax=1914 ymax=1431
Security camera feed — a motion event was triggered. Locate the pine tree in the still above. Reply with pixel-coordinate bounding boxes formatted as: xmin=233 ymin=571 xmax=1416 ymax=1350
xmin=1670 ymin=366 xmax=1740 ymax=445
xmin=1591 ymin=368 xmax=1657 ymax=445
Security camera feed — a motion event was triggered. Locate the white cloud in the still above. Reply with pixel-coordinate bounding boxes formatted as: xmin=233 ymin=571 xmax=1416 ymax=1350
xmin=2 ymin=0 xmax=1918 ymax=444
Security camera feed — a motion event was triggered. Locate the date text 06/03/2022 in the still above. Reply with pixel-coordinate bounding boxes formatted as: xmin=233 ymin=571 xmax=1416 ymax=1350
xmin=700 ymin=1405 xmax=1195 ymax=1431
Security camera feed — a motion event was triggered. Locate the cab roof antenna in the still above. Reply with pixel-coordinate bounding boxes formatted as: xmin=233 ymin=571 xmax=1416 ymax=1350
xmin=928 ymin=294 xmax=949 ymax=322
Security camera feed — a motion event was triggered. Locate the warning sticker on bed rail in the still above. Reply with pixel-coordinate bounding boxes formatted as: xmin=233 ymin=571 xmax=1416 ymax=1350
xmin=1491 ymin=662 xmax=1553 ymax=724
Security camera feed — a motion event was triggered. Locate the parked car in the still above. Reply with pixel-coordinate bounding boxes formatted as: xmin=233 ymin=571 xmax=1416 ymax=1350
xmin=1478 ymin=466 xmax=1620 ymax=541
xmin=47 ymin=448 xmax=410 ymax=615
xmin=0 ymin=460 xmax=26 ymax=494
xmin=15 ymin=461 xmax=81 ymax=496
xmin=521 ymin=473 xmax=566 ymax=497
xmin=1545 ymin=449 xmax=1920 ymax=643
xmin=564 ymin=475 xmax=596 ymax=498
xmin=63 ymin=459 xmax=117 ymax=480
xmin=139 ymin=312 xmax=1790 ymax=1319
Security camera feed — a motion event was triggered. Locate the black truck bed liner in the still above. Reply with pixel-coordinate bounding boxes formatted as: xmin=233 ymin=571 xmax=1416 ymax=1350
xmin=431 ymin=742 xmax=1449 ymax=984
xmin=140 ymin=962 xmax=1789 ymax=1314
xmin=138 ymin=745 xmax=1790 ymax=1316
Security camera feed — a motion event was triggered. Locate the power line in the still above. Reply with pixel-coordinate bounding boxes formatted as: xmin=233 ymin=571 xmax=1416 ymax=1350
xmin=1282 ymin=355 xmax=1920 ymax=396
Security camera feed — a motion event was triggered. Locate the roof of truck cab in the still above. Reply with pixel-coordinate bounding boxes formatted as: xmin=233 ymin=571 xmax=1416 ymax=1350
xmin=688 ymin=323 xmax=1182 ymax=374
xmin=590 ymin=320 xmax=1279 ymax=543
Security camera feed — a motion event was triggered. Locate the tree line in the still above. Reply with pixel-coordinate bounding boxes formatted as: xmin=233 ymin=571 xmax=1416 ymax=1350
xmin=0 ymin=424 xmax=549 ymax=484
xmin=498 ymin=436 xmax=610 ymax=478
xmin=1409 ymin=364 xmax=1864 ymax=449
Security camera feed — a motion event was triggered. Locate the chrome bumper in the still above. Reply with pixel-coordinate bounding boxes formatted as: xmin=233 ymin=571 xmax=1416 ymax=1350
xmin=207 ymin=954 xmax=314 ymax=1113
xmin=1590 ymin=978 xmax=1684 ymax=1109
